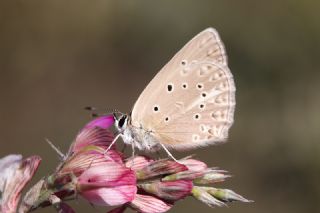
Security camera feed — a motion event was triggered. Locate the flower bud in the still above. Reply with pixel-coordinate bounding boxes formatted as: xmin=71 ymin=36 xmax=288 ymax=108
xmin=194 ymin=169 xmax=231 ymax=184
xmin=139 ymin=180 xmax=193 ymax=201
xmin=207 ymin=188 xmax=253 ymax=203
xmin=191 ymin=186 xmax=226 ymax=207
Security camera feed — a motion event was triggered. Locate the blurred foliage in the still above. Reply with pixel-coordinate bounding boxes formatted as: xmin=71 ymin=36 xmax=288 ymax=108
xmin=0 ymin=0 xmax=319 ymax=212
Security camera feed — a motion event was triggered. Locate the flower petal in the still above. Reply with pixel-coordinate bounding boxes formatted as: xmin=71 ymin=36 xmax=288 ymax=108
xmin=125 ymin=156 xmax=153 ymax=172
xmin=78 ymin=162 xmax=137 ymax=206
xmin=0 ymin=155 xmax=41 ymax=213
xmin=0 ymin=154 xmax=22 ymax=172
xmin=139 ymin=180 xmax=193 ymax=201
xmin=70 ymin=126 xmax=115 ymax=154
xmin=78 ymin=162 xmax=136 ymax=188
xmin=162 ymin=159 xmax=209 ymax=181
xmin=135 ymin=159 xmax=187 ymax=180
xmin=81 ymin=185 xmax=137 ymax=206
xmin=85 ymin=115 xmax=115 ymax=129
xmin=179 ymin=158 xmax=207 ymax=172
xmin=59 ymin=149 xmax=123 ymax=178
xmin=130 ymin=194 xmax=172 ymax=213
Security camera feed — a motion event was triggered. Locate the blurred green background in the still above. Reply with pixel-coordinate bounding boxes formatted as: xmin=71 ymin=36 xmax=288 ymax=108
xmin=0 ymin=0 xmax=319 ymax=212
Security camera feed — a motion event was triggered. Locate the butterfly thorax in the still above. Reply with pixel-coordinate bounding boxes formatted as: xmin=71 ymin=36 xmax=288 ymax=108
xmin=114 ymin=113 xmax=161 ymax=151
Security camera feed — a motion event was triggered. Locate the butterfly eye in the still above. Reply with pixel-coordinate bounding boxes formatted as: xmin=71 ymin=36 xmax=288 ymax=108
xmin=199 ymin=103 xmax=205 ymax=109
xmin=118 ymin=115 xmax=127 ymax=128
xmin=201 ymin=92 xmax=207 ymax=98
xmin=164 ymin=116 xmax=170 ymax=123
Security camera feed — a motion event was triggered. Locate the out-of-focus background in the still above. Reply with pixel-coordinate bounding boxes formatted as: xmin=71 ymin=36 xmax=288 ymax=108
xmin=1 ymin=1 xmax=319 ymax=212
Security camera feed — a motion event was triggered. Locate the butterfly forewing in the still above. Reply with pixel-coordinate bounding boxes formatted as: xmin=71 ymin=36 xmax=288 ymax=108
xmin=131 ymin=28 xmax=235 ymax=150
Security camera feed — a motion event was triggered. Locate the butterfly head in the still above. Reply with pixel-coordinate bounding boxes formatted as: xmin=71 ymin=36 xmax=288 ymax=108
xmin=113 ymin=112 xmax=130 ymax=132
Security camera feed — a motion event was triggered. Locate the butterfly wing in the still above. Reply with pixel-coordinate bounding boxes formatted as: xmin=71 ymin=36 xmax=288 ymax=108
xmin=131 ymin=28 xmax=235 ymax=150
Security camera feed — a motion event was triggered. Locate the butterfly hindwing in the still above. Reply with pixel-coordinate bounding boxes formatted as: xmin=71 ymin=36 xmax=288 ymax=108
xmin=131 ymin=28 xmax=235 ymax=150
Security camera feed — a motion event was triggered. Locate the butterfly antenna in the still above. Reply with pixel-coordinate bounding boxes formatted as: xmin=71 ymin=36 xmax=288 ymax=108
xmin=107 ymin=107 xmax=119 ymax=114
xmin=84 ymin=106 xmax=100 ymax=117
xmin=84 ymin=106 xmax=119 ymax=117
xmin=84 ymin=106 xmax=96 ymax=111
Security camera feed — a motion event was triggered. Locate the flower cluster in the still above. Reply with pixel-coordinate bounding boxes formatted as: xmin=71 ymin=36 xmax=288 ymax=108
xmin=1 ymin=115 xmax=251 ymax=213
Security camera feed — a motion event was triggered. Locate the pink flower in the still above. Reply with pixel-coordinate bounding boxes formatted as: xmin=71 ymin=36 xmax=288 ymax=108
xmin=72 ymin=116 xmax=251 ymax=212
xmin=51 ymin=116 xmax=139 ymax=210
xmin=20 ymin=115 xmax=251 ymax=213
xmin=60 ymin=116 xmax=190 ymax=212
xmin=50 ymin=116 xmax=125 ymax=204
xmin=0 ymin=154 xmax=41 ymax=213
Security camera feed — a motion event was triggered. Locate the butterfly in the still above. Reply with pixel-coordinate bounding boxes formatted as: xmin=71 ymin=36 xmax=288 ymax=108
xmin=109 ymin=28 xmax=235 ymax=160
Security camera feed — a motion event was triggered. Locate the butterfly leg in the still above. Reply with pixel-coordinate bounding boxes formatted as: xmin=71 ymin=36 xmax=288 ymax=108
xmin=131 ymin=142 xmax=135 ymax=159
xmin=130 ymin=142 xmax=136 ymax=167
xmin=159 ymin=143 xmax=181 ymax=163
xmin=104 ymin=133 xmax=122 ymax=159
